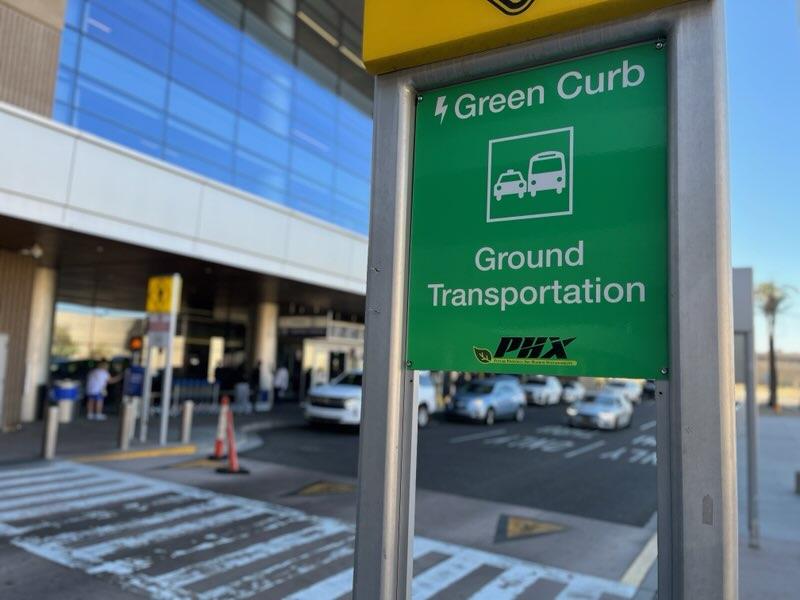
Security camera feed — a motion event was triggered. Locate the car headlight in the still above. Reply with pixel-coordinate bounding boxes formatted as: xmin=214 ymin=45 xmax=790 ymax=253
xmin=344 ymin=398 xmax=360 ymax=411
xmin=566 ymin=407 xmax=577 ymax=417
xmin=598 ymin=412 xmax=614 ymax=421
xmin=471 ymin=398 xmax=484 ymax=409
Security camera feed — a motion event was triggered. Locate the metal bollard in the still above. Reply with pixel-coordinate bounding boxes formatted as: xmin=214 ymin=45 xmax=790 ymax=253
xmin=119 ymin=400 xmax=134 ymax=451
xmin=42 ymin=405 xmax=59 ymax=460
xmin=181 ymin=400 xmax=194 ymax=444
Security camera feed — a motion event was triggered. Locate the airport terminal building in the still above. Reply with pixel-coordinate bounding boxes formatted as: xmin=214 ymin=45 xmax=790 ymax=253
xmin=0 ymin=0 xmax=371 ymax=428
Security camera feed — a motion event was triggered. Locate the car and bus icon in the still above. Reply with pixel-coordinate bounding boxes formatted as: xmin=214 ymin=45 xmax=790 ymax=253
xmin=493 ymin=150 xmax=567 ymax=200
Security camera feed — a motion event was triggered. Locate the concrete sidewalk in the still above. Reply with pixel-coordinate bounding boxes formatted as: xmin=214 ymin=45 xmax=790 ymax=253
xmin=737 ymin=411 xmax=800 ymax=598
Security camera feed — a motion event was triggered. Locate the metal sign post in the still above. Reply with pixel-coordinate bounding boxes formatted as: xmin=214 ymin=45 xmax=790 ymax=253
xmin=145 ymin=274 xmax=182 ymax=447
xmin=355 ymin=1 xmax=736 ymax=599
xmin=734 ymin=267 xmax=758 ymax=548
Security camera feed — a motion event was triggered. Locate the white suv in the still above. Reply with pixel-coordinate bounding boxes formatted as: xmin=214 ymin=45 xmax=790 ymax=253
xmin=602 ymin=379 xmax=643 ymax=404
xmin=522 ymin=376 xmax=562 ymax=406
xmin=305 ymin=370 xmax=437 ymax=427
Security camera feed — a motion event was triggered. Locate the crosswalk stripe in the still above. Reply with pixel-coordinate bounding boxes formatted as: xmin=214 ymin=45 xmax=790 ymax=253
xmin=0 ymin=466 xmax=81 ymax=486
xmin=0 ymin=474 xmax=108 ymax=500
xmin=0 ymin=462 xmax=639 ymax=600
xmin=197 ymin=535 xmax=355 ymax=600
xmin=282 ymin=566 xmax=354 ymax=600
xmin=153 ymin=520 xmax=350 ymax=590
xmin=284 ymin=533 xmax=439 ymax=600
xmin=411 ymin=552 xmax=485 ymax=599
xmin=77 ymin=506 xmax=273 ymax=562
xmin=469 ymin=564 xmax=546 ymax=599
xmin=31 ymin=498 xmax=234 ymax=548
xmin=0 ymin=484 xmax=170 ymax=522
xmin=0 ymin=480 xmax=130 ymax=511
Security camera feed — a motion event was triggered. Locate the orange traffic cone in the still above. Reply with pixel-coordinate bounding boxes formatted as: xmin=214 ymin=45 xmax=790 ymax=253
xmin=208 ymin=396 xmax=229 ymax=460
xmin=217 ymin=405 xmax=249 ymax=475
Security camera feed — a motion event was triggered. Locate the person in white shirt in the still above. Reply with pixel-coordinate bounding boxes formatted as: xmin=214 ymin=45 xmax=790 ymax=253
xmin=85 ymin=360 xmax=120 ymax=421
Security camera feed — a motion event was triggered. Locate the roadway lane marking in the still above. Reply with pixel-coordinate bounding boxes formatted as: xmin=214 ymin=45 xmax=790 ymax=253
xmin=620 ymin=532 xmax=658 ymax=587
xmin=449 ymin=428 xmax=508 ymax=444
xmin=412 ymin=553 xmax=485 ymax=599
xmin=0 ymin=462 xmax=637 ymax=599
xmin=151 ymin=520 xmax=350 ymax=589
xmin=639 ymin=420 xmax=656 ymax=431
xmin=197 ymin=535 xmax=355 ymax=600
xmin=0 ymin=479 xmax=134 ymax=511
xmin=563 ymin=440 xmax=606 ymax=458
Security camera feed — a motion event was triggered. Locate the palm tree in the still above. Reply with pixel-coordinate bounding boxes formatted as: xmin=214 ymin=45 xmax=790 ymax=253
xmin=755 ymin=282 xmax=795 ymax=410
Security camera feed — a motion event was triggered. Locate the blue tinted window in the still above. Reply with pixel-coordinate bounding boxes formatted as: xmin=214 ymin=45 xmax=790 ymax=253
xmin=235 ymin=149 xmax=288 ymax=193
xmin=171 ymin=52 xmax=237 ymax=109
xmin=166 ymin=118 xmax=233 ymax=169
xmin=75 ymin=109 xmax=161 ymax=157
xmin=165 ymin=147 xmax=233 ymax=184
xmin=240 ymin=66 xmax=292 ymax=113
xmin=55 ymin=67 xmax=75 ymax=106
xmin=173 ymin=22 xmax=238 ymax=77
xmin=168 ymin=82 xmax=235 ymax=140
xmin=238 ymin=94 xmax=290 ymax=137
xmin=237 ymin=118 xmax=289 ymax=166
xmin=90 ymin=0 xmax=172 ymax=42
xmin=56 ymin=0 xmax=373 ymax=235
xmin=75 ymin=77 xmax=164 ymax=140
xmin=59 ymin=27 xmax=80 ymax=70
xmin=79 ymin=38 xmax=167 ymax=107
xmin=291 ymin=146 xmax=334 ymax=187
xmin=65 ymin=0 xmax=84 ymax=28
xmin=174 ymin=0 xmax=240 ymax=53
xmin=84 ymin=4 xmax=170 ymax=72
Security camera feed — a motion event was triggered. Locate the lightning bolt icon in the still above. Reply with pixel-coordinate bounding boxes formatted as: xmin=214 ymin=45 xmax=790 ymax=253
xmin=434 ymin=96 xmax=448 ymax=124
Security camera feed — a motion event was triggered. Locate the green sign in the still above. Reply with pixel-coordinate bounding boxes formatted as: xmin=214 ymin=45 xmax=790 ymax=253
xmin=406 ymin=42 xmax=668 ymax=379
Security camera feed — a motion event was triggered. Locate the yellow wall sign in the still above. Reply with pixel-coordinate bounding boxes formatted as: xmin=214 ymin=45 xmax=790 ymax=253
xmin=363 ymin=0 xmax=687 ymax=74
xmin=146 ymin=275 xmax=178 ymax=313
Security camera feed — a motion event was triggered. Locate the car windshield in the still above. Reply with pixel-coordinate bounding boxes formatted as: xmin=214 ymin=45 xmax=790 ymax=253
xmin=527 ymin=380 xmax=546 ymax=387
xmin=564 ymin=382 xmax=575 ymax=388
xmin=531 ymin=157 xmax=563 ymax=173
xmin=607 ymin=381 xmax=625 ymax=388
xmin=334 ymin=373 xmax=362 ymax=387
xmin=464 ymin=382 xmax=494 ymax=394
xmin=593 ymin=395 xmax=618 ymax=406
xmin=499 ymin=172 xmax=521 ymax=183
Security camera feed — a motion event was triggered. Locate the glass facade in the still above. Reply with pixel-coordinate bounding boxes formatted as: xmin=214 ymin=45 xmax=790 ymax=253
xmin=54 ymin=0 xmax=372 ymax=235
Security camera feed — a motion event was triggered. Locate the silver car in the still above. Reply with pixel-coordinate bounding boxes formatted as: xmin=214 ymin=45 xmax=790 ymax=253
xmin=447 ymin=377 xmax=525 ymax=425
xmin=566 ymin=392 xmax=633 ymax=430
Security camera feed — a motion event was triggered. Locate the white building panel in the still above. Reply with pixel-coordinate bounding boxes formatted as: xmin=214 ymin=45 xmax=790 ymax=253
xmin=0 ymin=103 xmax=368 ymax=295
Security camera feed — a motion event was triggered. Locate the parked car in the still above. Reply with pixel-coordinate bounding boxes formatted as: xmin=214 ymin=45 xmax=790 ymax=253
xmin=642 ymin=379 xmax=656 ymax=400
xmin=522 ymin=375 xmax=562 ymax=406
xmin=446 ymin=377 xmax=525 ymax=425
xmin=566 ymin=392 xmax=633 ymax=430
xmin=561 ymin=380 xmax=586 ymax=403
xmin=304 ymin=370 xmax=436 ymax=427
xmin=602 ymin=379 xmax=643 ymax=404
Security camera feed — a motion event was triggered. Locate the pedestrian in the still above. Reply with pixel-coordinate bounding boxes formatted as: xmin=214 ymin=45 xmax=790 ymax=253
xmin=86 ymin=360 xmax=121 ymax=421
xmin=273 ymin=365 xmax=289 ymax=402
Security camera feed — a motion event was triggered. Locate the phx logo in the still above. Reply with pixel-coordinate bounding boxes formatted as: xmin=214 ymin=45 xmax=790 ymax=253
xmin=487 ymin=0 xmax=536 ymax=16
xmin=474 ymin=336 xmax=577 ymax=367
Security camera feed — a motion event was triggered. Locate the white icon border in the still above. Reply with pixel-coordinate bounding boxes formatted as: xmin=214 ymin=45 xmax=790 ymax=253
xmin=486 ymin=126 xmax=574 ymax=223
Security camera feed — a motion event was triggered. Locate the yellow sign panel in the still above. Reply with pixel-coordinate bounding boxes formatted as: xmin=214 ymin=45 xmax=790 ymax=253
xmin=146 ymin=275 xmax=176 ymax=313
xmin=363 ymin=0 xmax=687 ymax=74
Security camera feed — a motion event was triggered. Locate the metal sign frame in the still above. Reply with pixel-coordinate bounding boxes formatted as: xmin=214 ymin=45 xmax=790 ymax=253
xmin=353 ymin=1 xmax=736 ymax=599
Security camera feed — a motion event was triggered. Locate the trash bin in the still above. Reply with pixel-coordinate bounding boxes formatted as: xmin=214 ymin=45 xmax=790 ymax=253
xmin=52 ymin=379 xmax=79 ymax=424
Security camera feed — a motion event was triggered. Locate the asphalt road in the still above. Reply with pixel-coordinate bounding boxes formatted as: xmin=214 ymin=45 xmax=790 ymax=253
xmin=243 ymin=401 xmax=658 ymax=527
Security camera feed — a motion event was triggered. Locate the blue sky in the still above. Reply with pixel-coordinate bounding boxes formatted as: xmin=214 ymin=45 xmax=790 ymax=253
xmin=727 ymin=0 xmax=800 ymax=352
